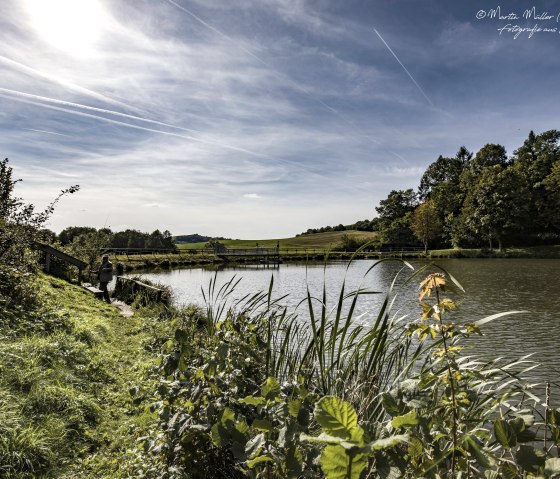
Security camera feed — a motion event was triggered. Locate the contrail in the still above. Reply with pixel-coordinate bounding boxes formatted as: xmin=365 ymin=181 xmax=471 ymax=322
xmin=373 ymin=28 xmax=434 ymax=107
xmin=0 ymin=93 xmax=328 ymax=177
xmin=23 ymin=128 xmax=72 ymax=137
xmin=0 ymin=87 xmax=204 ymax=136
xmin=164 ymin=0 xmax=382 ymax=146
xmin=0 ymin=55 xmax=145 ymax=114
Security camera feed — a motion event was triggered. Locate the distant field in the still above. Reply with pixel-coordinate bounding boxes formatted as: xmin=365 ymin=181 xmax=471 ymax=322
xmin=176 ymin=230 xmax=378 ymax=251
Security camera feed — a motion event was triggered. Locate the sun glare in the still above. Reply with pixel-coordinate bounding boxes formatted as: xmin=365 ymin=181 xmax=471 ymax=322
xmin=25 ymin=0 xmax=109 ymax=57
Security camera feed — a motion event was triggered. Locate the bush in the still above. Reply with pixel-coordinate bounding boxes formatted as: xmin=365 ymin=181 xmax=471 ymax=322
xmin=142 ymin=263 xmax=555 ymax=478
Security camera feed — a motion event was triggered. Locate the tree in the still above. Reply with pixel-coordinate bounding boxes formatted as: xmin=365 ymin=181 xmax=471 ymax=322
xmin=410 ymin=200 xmax=442 ymax=253
xmin=512 ymin=130 xmax=560 ymax=236
xmin=375 ymin=189 xmax=418 ymax=244
xmin=469 ymin=143 xmax=508 ymax=173
xmin=59 ymin=226 xmax=97 ymax=245
xmin=418 ymin=148 xmax=469 ymax=246
xmin=542 ymin=160 xmax=560 ymax=231
xmin=460 ymin=165 xmax=528 ymax=251
xmin=1 ymin=158 xmax=79 ymax=266
xmin=1 ymin=158 xmax=79 ymax=312
xmin=418 ymin=154 xmax=465 ymax=200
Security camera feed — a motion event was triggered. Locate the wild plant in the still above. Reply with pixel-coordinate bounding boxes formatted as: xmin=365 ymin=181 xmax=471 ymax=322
xmin=146 ymin=262 xmax=557 ymax=478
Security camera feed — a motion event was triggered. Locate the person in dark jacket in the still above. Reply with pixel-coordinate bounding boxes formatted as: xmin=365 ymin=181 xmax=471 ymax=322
xmin=98 ymin=254 xmax=113 ymax=304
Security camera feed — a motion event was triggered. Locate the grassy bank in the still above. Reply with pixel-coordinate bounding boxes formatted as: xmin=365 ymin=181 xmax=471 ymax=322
xmin=176 ymin=230 xmax=378 ymax=250
xmin=0 ymin=273 xmax=167 ymax=478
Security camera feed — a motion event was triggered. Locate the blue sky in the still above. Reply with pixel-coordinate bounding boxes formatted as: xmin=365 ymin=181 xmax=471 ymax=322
xmin=1 ymin=0 xmax=559 ymax=238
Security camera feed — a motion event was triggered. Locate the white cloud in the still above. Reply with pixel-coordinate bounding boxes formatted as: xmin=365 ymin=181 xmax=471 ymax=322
xmin=243 ymin=193 xmax=262 ymax=199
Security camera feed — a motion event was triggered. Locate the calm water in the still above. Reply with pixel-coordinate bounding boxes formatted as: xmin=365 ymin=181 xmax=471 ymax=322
xmin=133 ymin=259 xmax=560 ymax=394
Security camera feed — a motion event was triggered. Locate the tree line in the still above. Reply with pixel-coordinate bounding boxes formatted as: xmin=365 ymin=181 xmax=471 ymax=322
xmin=58 ymin=226 xmax=176 ymax=251
xmin=299 ymin=219 xmax=375 ymax=236
xmin=303 ymin=130 xmax=560 ymax=252
xmin=382 ymin=130 xmax=560 ymax=251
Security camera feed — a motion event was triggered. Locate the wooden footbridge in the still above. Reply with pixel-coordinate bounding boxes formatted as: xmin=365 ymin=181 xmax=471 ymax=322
xmin=215 ymin=247 xmax=281 ymax=265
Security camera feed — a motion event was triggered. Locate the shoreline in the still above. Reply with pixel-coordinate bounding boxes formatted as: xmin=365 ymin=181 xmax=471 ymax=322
xmin=112 ymin=246 xmax=560 ymax=273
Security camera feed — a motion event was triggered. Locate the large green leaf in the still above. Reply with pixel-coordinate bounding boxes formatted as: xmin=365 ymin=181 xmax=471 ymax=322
xmin=361 ymin=435 xmax=409 ymax=453
xmin=240 ymin=396 xmax=266 ymax=406
xmin=261 ymin=377 xmax=281 ymax=401
xmin=381 ymin=392 xmax=402 ymax=417
xmin=516 ymin=445 xmax=546 ymax=473
xmin=499 ymin=463 xmax=519 ymax=479
xmin=247 ymin=455 xmax=274 ymax=469
xmin=465 ymin=435 xmax=496 ymax=468
xmin=391 ymin=410 xmax=419 ymax=429
xmin=494 ymin=419 xmax=517 ymax=448
xmin=320 ymin=444 xmax=368 ymax=479
xmin=252 ymin=419 xmax=273 ymax=432
xmin=315 ymin=396 xmax=362 ymax=442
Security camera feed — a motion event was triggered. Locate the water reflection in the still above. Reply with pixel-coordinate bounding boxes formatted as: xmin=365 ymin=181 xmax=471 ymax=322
xmin=132 ymin=259 xmax=560 ymax=395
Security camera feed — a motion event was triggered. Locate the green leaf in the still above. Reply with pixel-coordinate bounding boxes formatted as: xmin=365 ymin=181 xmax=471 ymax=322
xmin=320 ymin=444 xmax=368 ymax=479
xmin=288 ymin=399 xmax=302 ymax=418
xmin=240 ymin=396 xmax=266 ymax=406
xmin=314 ymin=396 xmax=362 ymax=442
xmin=361 ymin=435 xmax=409 ymax=452
xmin=494 ymin=419 xmax=517 ymax=448
xmin=465 ymin=435 xmax=496 ymax=468
xmin=286 ymin=446 xmax=303 ymax=478
xmin=516 ymin=445 xmax=546 ymax=473
xmin=252 ymin=419 xmax=273 ymax=432
xmin=245 ymin=433 xmax=265 ymax=458
xmin=408 ymin=436 xmax=423 ymax=458
xmin=548 ymin=409 xmax=560 ymax=426
xmin=300 ymin=433 xmax=358 ymax=450
xmin=261 ymin=377 xmax=281 ymax=401
xmin=499 ymin=463 xmax=519 ymax=479
xmin=247 ymin=455 xmax=274 ymax=469
xmin=381 ymin=392 xmax=402 ymax=417
xmin=545 ymin=458 xmax=560 ymax=478
xmin=391 ymin=410 xmax=419 ymax=429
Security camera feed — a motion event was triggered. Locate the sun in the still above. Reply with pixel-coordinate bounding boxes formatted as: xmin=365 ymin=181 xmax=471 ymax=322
xmin=24 ymin=0 xmax=109 ymax=57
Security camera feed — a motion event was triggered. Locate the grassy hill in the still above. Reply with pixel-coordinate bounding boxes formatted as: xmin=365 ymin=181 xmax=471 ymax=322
xmin=176 ymin=230 xmax=379 ymax=250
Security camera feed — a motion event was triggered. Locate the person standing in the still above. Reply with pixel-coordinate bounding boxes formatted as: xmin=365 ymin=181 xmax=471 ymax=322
xmin=98 ymin=254 xmax=113 ymax=304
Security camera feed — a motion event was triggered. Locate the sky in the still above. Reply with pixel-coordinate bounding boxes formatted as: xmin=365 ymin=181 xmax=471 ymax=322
xmin=1 ymin=0 xmax=560 ymax=239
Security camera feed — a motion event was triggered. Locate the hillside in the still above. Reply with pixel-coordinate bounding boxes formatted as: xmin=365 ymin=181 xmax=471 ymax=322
xmin=176 ymin=229 xmax=378 ymax=250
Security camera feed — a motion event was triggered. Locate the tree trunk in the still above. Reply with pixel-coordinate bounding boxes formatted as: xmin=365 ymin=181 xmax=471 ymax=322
xmin=488 ymin=236 xmax=493 ymax=251
xmin=498 ymin=237 xmax=502 ymax=252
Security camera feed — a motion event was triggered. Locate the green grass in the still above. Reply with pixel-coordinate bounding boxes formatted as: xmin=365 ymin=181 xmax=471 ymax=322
xmin=177 ymin=230 xmax=379 ymax=251
xmin=0 ymin=274 xmax=165 ymax=478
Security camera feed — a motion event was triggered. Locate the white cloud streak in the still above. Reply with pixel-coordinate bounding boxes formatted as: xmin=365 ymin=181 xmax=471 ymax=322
xmin=373 ymin=28 xmax=434 ymax=107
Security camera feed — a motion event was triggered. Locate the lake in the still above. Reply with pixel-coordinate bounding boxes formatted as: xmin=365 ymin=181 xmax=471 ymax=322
xmin=131 ymin=258 xmax=560 ymax=394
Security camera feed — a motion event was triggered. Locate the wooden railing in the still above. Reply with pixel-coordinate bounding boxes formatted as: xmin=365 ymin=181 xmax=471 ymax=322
xmin=113 ymin=276 xmax=167 ymax=304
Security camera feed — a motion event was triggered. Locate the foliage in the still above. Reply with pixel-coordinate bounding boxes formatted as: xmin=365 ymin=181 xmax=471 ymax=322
xmin=333 ymin=234 xmax=378 ymax=252
xmin=0 ymin=272 xmax=169 ymax=478
xmin=0 ymin=158 xmax=79 ymax=323
xmin=142 ymin=260 xmax=554 ymax=478
xmin=370 ymin=129 xmax=560 ymax=250
xmin=300 ymin=220 xmax=376 ymax=236
xmin=410 ymin=200 xmax=441 ymax=253
xmin=375 ymin=189 xmax=418 ymax=244
xmin=59 ymin=226 xmax=177 ymax=252
xmin=418 ymin=152 xmax=466 ymax=200
xmin=461 ymin=165 xmax=529 ymax=251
